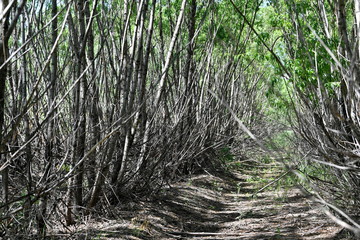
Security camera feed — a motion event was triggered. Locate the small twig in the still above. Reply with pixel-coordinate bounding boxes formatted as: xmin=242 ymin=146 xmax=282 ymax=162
xmin=252 ymin=170 xmax=291 ymax=197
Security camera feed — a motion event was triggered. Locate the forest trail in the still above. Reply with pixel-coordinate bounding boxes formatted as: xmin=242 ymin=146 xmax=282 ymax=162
xmin=56 ymin=163 xmax=343 ymax=240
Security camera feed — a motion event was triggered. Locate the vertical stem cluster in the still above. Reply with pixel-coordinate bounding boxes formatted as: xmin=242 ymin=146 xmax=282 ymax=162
xmin=0 ymin=0 xmax=268 ymax=235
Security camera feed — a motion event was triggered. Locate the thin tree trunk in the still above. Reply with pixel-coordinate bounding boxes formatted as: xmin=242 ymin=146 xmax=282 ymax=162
xmin=0 ymin=0 xmax=10 ymax=210
xmin=116 ymin=0 xmax=147 ymax=186
xmin=66 ymin=0 xmax=91 ymax=224
xmin=136 ymin=0 xmax=156 ymax=174
xmin=110 ymin=0 xmax=132 ymax=186
xmin=355 ymin=0 xmax=360 ymax=62
xmin=86 ymin=0 xmax=100 ymax=192
xmin=20 ymin=11 xmax=33 ymax=225
xmin=87 ymin=136 xmax=116 ymax=209
xmin=336 ymin=0 xmax=352 ymax=58
xmin=318 ymin=0 xmax=332 ymax=38
xmin=154 ymin=0 xmax=187 ymax=107
xmin=184 ymin=0 xmax=196 ymax=127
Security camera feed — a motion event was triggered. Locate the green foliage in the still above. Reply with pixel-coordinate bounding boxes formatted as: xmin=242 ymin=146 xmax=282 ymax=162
xmin=270 ymin=130 xmax=294 ymax=150
xmin=246 ymin=175 xmax=269 ymax=184
xmin=60 ymin=164 xmax=71 ymax=172
xmin=218 ymin=147 xmax=234 ymax=162
xmin=211 ymin=180 xmax=224 ymax=192
xmin=280 ymin=174 xmax=296 ymax=187
xmin=298 ymin=162 xmax=336 ymax=184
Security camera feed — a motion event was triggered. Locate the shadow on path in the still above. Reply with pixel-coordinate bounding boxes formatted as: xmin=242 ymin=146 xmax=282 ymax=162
xmin=49 ymin=167 xmax=343 ymax=239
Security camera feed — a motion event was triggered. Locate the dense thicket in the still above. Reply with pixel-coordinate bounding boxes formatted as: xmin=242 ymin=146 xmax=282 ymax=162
xmin=265 ymin=0 xmax=360 ymax=235
xmin=0 ymin=0 xmax=267 ymax=236
xmin=1 ymin=0 xmax=360 ymax=238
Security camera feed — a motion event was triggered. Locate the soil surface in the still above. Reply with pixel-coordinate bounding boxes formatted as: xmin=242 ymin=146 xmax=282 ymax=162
xmin=53 ymin=164 xmax=344 ymax=239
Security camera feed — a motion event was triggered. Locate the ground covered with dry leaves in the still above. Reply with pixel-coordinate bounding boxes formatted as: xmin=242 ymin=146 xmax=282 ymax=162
xmin=50 ymin=161 xmax=348 ymax=239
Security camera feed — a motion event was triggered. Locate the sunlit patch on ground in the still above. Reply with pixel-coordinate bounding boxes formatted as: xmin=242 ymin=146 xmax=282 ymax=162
xmin=49 ymin=164 xmax=343 ymax=239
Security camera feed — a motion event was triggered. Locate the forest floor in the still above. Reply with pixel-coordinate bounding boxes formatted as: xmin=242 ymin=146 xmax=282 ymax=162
xmin=53 ymin=161 xmax=346 ymax=240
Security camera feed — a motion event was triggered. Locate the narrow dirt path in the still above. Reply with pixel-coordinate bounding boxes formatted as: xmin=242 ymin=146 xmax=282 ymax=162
xmin=53 ymin=165 xmax=343 ymax=239
xmin=148 ymin=168 xmax=342 ymax=240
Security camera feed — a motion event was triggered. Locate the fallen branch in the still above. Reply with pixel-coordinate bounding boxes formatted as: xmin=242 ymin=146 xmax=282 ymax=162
xmin=251 ymin=170 xmax=291 ymax=197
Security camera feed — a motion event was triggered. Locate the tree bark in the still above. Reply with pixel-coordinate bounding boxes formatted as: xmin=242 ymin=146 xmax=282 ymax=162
xmin=0 ymin=0 xmax=10 ymax=210
xmin=355 ymin=0 xmax=360 ymax=60
xmin=136 ymin=0 xmax=156 ymax=174
xmin=86 ymin=0 xmax=100 ymax=192
xmin=154 ymin=0 xmax=187 ymax=107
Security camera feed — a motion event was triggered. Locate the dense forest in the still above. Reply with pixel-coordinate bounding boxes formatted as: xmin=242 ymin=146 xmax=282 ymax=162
xmin=0 ymin=0 xmax=359 ymax=238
